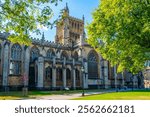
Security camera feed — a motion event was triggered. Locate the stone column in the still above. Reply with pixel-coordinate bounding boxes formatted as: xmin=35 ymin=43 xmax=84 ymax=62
xmin=37 ymin=56 xmax=44 ymax=89
xmin=63 ymin=68 xmax=66 ymax=88
xmin=52 ymin=57 xmax=56 ymax=88
xmin=72 ymin=68 xmax=76 ymax=89
xmin=63 ymin=58 xmax=66 ymax=88
xmin=72 ymin=59 xmax=76 ymax=89
xmin=104 ymin=61 xmax=109 ymax=89
xmin=114 ymin=65 xmax=117 ymax=88
xmin=2 ymin=43 xmax=9 ymax=87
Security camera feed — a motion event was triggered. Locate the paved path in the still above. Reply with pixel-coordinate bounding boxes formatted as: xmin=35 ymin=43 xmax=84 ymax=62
xmin=28 ymin=90 xmax=118 ymax=100
xmin=22 ymin=88 xmax=135 ymax=100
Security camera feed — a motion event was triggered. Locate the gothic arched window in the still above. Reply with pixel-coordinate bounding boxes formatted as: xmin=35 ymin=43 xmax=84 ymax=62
xmin=61 ymin=51 xmax=68 ymax=60
xmin=30 ymin=47 xmax=39 ymax=62
xmin=75 ymin=69 xmax=80 ymax=80
xmin=45 ymin=66 xmax=52 ymax=80
xmin=56 ymin=68 xmax=62 ymax=81
xmin=11 ymin=44 xmax=22 ymax=60
xmin=66 ymin=68 xmax=71 ymax=86
xmin=47 ymin=49 xmax=55 ymax=59
xmin=66 ymin=68 xmax=71 ymax=80
xmin=88 ymin=51 xmax=98 ymax=79
xmin=74 ymin=51 xmax=78 ymax=61
xmin=10 ymin=44 xmax=22 ymax=75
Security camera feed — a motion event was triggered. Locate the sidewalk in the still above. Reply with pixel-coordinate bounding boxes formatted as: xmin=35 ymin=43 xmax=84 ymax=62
xmin=21 ymin=88 xmax=136 ymax=100
xmin=27 ymin=89 xmax=118 ymax=100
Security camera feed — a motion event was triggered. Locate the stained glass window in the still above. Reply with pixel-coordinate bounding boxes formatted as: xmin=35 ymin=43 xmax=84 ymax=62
xmin=47 ymin=49 xmax=55 ymax=59
xmin=61 ymin=51 xmax=68 ymax=60
xmin=31 ymin=47 xmax=39 ymax=61
xmin=74 ymin=52 xmax=78 ymax=61
xmin=88 ymin=51 xmax=98 ymax=79
xmin=10 ymin=44 xmax=22 ymax=75
xmin=45 ymin=66 xmax=52 ymax=80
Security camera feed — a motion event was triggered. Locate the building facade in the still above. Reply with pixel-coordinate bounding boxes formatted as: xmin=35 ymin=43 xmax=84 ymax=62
xmin=0 ymin=4 xmax=145 ymax=90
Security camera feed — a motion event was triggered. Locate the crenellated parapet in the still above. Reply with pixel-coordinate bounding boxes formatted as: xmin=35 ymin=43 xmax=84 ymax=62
xmin=31 ymin=36 xmax=72 ymax=50
xmin=69 ymin=16 xmax=84 ymax=23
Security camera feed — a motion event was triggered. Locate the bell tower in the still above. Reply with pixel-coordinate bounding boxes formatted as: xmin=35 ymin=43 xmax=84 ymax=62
xmin=55 ymin=3 xmax=85 ymax=46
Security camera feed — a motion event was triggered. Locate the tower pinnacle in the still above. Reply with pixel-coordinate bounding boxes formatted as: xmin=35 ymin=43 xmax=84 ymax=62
xmin=65 ymin=2 xmax=69 ymax=15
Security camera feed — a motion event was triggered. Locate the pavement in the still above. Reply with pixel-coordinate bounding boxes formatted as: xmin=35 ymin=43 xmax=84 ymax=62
xmin=21 ymin=88 xmax=138 ymax=100
xmin=26 ymin=89 xmax=119 ymax=100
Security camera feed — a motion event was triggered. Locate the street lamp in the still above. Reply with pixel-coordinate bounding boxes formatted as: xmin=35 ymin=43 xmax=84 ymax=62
xmin=81 ymin=66 xmax=85 ymax=96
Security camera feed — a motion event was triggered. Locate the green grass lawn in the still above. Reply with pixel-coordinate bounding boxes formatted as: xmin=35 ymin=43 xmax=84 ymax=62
xmin=0 ymin=90 xmax=80 ymax=100
xmin=0 ymin=89 xmax=102 ymax=100
xmin=74 ymin=90 xmax=150 ymax=100
xmin=1 ymin=89 xmax=150 ymax=100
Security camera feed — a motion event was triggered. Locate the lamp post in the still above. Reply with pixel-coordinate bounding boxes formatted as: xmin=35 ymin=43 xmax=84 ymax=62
xmin=81 ymin=66 xmax=85 ymax=96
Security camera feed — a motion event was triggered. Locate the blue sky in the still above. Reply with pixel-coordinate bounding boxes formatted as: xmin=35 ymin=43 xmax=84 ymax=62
xmin=38 ymin=0 xmax=99 ymax=41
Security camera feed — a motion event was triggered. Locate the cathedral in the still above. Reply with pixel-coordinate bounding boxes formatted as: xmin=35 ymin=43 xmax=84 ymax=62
xmin=0 ymin=4 xmax=149 ymax=91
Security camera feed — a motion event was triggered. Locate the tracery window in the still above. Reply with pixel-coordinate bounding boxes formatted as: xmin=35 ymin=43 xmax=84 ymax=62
xmin=74 ymin=52 xmax=78 ymax=61
xmin=56 ymin=68 xmax=62 ymax=81
xmin=30 ymin=47 xmax=39 ymax=62
xmin=66 ymin=68 xmax=71 ymax=80
xmin=88 ymin=51 xmax=98 ymax=79
xmin=47 ymin=49 xmax=55 ymax=59
xmin=61 ymin=51 xmax=68 ymax=60
xmin=45 ymin=66 xmax=52 ymax=80
xmin=75 ymin=69 xmax=80 ymax=80
xmin=10 ymin=44 xmax=22 ymax=75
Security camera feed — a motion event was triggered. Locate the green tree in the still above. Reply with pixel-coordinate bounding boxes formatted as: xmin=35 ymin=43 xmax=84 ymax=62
xmin=87 ymin=0 xmax=150 ymax=74
xmin=0 ymin=0 xmax=62 ymax=45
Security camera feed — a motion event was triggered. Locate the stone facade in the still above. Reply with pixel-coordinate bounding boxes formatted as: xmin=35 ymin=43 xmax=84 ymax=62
xmin=0 ymin=4 xmax=144 ymax=90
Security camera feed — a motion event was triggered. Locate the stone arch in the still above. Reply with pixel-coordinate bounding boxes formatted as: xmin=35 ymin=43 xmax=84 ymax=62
xmin=30 ymin=46 xmax=39 ymax=62
xmin=73 ymin=51 xmax=78 ymax=61
xmin=47 ymin=49 xmax=55 ymax=59
xmin=61 ymin=51 xmax=69 ymax=60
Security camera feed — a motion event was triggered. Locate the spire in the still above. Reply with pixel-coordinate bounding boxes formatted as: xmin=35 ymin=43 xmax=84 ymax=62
xmin=82 ymin=15 xmax=86 ymax=38
xmin=65 ymin=2 xmax=69 ymax=15
xmin=82 ymin=15 xmax=85 ymax=23
xmin=41 ymin=32 xmax=45 ymax=43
